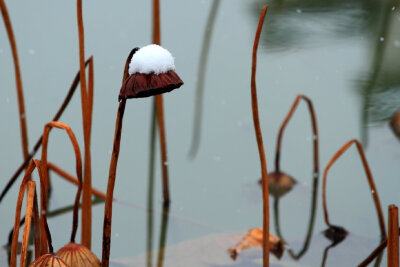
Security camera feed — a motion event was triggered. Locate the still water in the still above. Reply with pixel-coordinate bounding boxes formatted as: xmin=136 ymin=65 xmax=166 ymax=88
xmin=1 ymin=0 xmax=400 ymax=266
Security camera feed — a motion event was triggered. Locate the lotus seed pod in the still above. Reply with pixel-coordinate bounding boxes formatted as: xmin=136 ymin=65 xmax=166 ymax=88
xmin=56 ymin=242 xmax=100 ymax=267
xmin=28 ymin=254 xmax=68 ymax=267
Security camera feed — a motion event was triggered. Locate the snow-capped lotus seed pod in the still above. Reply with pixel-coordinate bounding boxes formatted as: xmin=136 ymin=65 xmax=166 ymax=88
xmin=56 ymin=242 xmax=100 ymax=267
xmin=28 ymin=254 xmax=68 ymax=267
xmin=119 ymin=44 xmax=183 ymax=100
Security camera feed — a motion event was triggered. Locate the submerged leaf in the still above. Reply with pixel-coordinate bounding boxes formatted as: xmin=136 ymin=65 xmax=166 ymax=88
xmin=228 ymin=228 xmax=284 ymax=260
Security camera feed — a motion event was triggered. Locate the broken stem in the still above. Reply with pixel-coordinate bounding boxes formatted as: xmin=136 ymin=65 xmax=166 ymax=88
xmin=41 ymin=121 xmax=83 ymax=243
xmin=322 ymin=139 xmax=386 ymax=238
xmin=274 ymin=94 xmax=319 ymax=175
xmin=251 ymin=5 xmax=269 ymax=267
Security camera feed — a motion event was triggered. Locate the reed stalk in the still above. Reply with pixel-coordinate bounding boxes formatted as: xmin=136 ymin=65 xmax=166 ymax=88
xmin=153 ymin=0 xmax=170 ymax=204
xmin=0 ymin=57 xmax=92 ymax=203
xmin=388 ymin=205 xmax=399 ymax=266
xmin=0 ymin=0 xmax=29 ymax=162
xmin=251 ymin=5 xmax=269 ymax=267
xmin=322 ymin=139 xmax=386 ymax=238
xmin=77 ymin=0 xmax=93 ymax=248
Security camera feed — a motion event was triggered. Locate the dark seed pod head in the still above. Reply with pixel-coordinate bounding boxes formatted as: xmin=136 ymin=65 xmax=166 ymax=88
xmin=28 ymin=254 xmax=68 ymax=267
xmin=56 ymin=242 xmax=100 ymax=267
xmin=261 ymin=171 xmax=297 ymax=198
xmin=119 ymin=44 xmax=183 ymax=100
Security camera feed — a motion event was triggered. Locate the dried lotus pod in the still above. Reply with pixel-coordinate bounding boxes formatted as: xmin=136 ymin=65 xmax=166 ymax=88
xmin=56 ymin=242 xmax=100 ymax=267
xmin=28 ymin=254 xmax=68 ymax=267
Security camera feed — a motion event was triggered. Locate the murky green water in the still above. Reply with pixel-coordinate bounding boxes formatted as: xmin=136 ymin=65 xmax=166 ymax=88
xmin=1 ymin=0 xmax=400 ymax=266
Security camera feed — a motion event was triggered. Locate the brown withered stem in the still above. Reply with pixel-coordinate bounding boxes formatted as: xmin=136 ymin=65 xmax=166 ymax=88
xmin=388 ymin=205 xmax=399 ymax=266
xmin=40 ymin=121 xmax=83 ymax=244
xmin=153 ymin=0 xmax=171 ymax=205
xmin=251 ymin=5 xmax=269 ymax=267
xmin=274 ymin=94 xmax=319 ymax=175
xmin=101 ymin=51 xmax=134 ymax=267
xmin=322 ymin=139 xmax=386 ymax=238
xmin=0 ymin=0 xmax=29 ymax=162
xmin=10 ymin=160 xmax=54 ymax=266
xmin=10 ymin=180 xmax=38 ymax=267
xmin=358 ymin=238 xmax=388 ymax=266
xmin=77 ymin=0 xmax=94 ymax=248
xmin=0 ymin=57 xmax=93 ymax=204
xmin=47 ymin=162 xmax=106 ymax=200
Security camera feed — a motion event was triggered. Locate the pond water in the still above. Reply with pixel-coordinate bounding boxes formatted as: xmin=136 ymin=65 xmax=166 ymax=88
xmin=1 ymin=0 xmax=400 ymax=266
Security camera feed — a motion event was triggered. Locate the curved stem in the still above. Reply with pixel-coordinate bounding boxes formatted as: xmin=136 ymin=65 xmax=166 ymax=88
xmin=251 ymin=5 xmax=269 ymax=267
xmin=40 ymin=121 xmax=83 ymax=243
xmin=102 ymin=99 xmax=126 ymax=267
xmin=322 ymin=139 xmax=386 ymax=238
xmin=0 ymin=0 xmax=29 ymax=162
xmin=274 ymin=94 xmax=319 ymax=175
xmin=0 ymin=57 xmax=92 ymax=204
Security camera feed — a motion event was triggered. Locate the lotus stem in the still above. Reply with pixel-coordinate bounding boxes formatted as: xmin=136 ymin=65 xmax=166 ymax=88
xmin=0 ymin=57 xmax=92 ymax=204
xmin=77 ymin=0 xmax=93 ymax=248
xmin=322 ymin=139 xmax=386 ymax=238
xmin=102 ymin=99 xmax=126 ymax=267
xmin=275 ymin=94 xmax=319 ymax=175
xmin=0 ymin=0 xmax=29 ymax=162
xmin=153 ymin=0 xmax=170 ymax=205
xmin=41 ymin=121 xmax=83 ymax=243
xmin=358 ymin=238 xmax=388 ymax=266
xmin=251 ymin=5 xmax=269 ymax=267
xmin=388 ymin=205 xmax=399 ymax=266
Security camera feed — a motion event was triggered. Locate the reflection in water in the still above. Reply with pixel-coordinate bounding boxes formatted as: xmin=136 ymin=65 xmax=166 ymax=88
xmin=146 ymin=103 xmax=171 ymax=267
xmin=273 ymin=174 xmax=318 ymax=260
xmin=270 ymin=95 xmax=319 ymax=260
xmin=359 ymin=0 xmax=400 ymax=144
xmin=156 ymin=205 xmax=170 ymax=267
xmin=146 ymin=101 xmax=157 ymax=267
xmin=188 ymin=0 xmax=220 ymax=159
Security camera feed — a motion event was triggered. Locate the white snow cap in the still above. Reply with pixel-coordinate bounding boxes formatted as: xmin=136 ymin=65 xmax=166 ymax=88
xmin=128 ymin=44 xmax=176 ymax=75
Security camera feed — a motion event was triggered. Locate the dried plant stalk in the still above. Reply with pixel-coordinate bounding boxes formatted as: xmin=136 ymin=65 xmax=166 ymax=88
xmin=47 ymin=162 xmax=106 ymax=200
xmin=251 ymin=5 xmax=269 ymax=267
xmin=388 ymin=205 xmax=399 ymax=266
xmin=153 ymin=0 xmax=170 ymax=204
xmin=0 ymin=0 xmax=29 ymax=161
xmin=40 ymin=121 xmax=83 ymax=243
xmin=274 ymin=94 xmax=319 ymax=174
xmin=77 ymin=0 xmax=93 ymax=248
xmin=322 ymin=139 xmax=386 ymax=237
xmin=0 ymin=57 xmax=93 ymax=203
xmin=11 ymin=160 xmax=53 ymax=266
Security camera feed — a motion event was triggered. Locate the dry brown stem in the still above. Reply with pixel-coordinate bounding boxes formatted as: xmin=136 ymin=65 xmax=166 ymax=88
xmin=102 ymin=100 xmax=126 ymax=267
xmin=388 ymin=205 xmax=399 ymax=266
xmin=251 ymin=5 xmax=269 ymax=267
xmin=0 ymin=0 xmax=29 ymax=161
xmin=153 ymin=0 xmax=170 ymax=204
xmin=77 ymin=0 xmax=93 ymax=248
xmin=47 ymin=162 xmax=106 ymax=200
xmin=275 ymin=94 xmax=319 ymax=174
xmin=41 ymin=121 xmax=83 ymax=243
xmin=0 ymin=57 xmax=92 ymax=204
xmin=322 ymin=139 xmax=386 ymax=237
